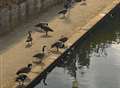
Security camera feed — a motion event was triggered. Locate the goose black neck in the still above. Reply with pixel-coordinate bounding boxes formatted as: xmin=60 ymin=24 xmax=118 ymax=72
xmin=42 ymin=46 xmax=46 ymax=53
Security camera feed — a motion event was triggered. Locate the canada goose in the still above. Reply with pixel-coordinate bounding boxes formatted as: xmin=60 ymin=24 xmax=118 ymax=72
xmin=58 ymin=9 xmax=68 ymax=18
xmin=51 ymin=41 xmax=65 ymax=52
xmin=26 ymin=31 xmax=33 ymax=45
xmin=41 ymin=26 xmax=54 ymax=36
xmin=35 ymin=23 xmax=53 ymax=36
xmin=35 ymin=22 xmax=48 ymax=27
xmin=16 ymin=64 xmax=32 ymax=75
xmin=64 ymin=0 xmax=72 ymax=9
xmin=16 ymin=74 xmax=28 ymax=86
xmin=58 ymin=37 xmax=68 ymax=43
xmin=33 ymin=45 xmax=47 ymax=63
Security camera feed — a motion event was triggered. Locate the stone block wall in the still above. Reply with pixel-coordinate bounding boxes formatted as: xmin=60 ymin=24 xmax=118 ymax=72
xmin=0 ymin=0 xmax=64 ymax=35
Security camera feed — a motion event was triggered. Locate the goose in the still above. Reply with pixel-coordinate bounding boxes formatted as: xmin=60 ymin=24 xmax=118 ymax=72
xmin=33 ymin=45 xmax=47 ymax=62
xmin=51 ymin=41 xmax=65 ymax=52
xmin=16 ymin=64 xmax=32 ymax=75
xmin=58 ymin=9 xmax=68 ymax=18
xmin=16 ymin=74 xmax=28 ymax=86
xmin=26 ymin=31 xmax=32 ymax=45
xmin=35 ymin=23 xmax=53 ymax=36
xmin=58 ymin=37 xmax=68 ymax=43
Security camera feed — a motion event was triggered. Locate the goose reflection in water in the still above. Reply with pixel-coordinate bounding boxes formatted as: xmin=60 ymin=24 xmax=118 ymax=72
xmin=42 ymin=72 xmax=48 ymax=86
xmin=38 ymin=71 xmax=50 ymax=87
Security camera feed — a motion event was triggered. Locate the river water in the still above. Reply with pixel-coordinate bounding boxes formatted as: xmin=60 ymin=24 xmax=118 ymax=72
xmin=35 ymin=9 xmax=120 ymax=88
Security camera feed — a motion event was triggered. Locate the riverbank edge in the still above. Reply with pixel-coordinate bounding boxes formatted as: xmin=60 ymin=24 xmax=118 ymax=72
xmin=13 ymin=0 xmax=120 ymax=88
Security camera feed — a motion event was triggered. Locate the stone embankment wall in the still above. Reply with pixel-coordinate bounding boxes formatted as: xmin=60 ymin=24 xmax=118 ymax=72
xmin=0 ymin=0 xmax=64 ymax=35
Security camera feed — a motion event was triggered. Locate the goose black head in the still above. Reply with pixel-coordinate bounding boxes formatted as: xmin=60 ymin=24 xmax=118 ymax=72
xmin=27 ymin=64 xmax=32 ymax=68
xmin=42 ymin=45 xmax=47 ymax=53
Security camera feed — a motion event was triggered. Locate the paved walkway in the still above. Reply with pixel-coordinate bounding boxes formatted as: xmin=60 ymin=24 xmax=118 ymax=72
xmin=0 ymin=0 xmax=115 ymax=88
